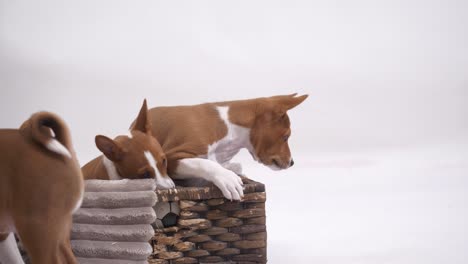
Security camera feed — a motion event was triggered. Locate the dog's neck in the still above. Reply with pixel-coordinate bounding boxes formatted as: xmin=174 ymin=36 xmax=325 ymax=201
xmin=216 ymin=99 xmax=258 ymax=128
xmin=102 ymin=156 xmax=122 ymax=180
xmin=207 ymin=101 xmax=258 ymax=164
xmin=82 ymin=156 xmax=122 ymax=180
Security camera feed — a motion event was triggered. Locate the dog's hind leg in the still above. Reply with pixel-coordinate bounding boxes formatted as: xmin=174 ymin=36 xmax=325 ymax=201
xmin=58 ymin=221 xmax=77 ymax=264
xmin=15 ymin=218 xmax=63 ymax=264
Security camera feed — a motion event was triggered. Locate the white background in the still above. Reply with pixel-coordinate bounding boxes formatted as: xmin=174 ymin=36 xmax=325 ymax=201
xmin=1 ymin=1 xmax=467 ymax=263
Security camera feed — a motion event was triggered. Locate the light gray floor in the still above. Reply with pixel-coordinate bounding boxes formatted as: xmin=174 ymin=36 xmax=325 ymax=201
xmin=238 ymin=143 xmax=468 ymax=264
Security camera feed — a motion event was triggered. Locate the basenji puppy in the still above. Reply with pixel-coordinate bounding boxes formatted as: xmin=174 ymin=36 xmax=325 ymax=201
xmin=141 ymin=94 xmax=308 ymax=200
xmin=0 ymin=112 xmax=83 ymax=264
xmin=82 ymin=100 xmax=175 ymax=189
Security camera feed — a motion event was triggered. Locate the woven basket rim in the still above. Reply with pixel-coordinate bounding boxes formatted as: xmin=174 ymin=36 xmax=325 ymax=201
xmin=155 ymin=177 xmax=265 ymax=202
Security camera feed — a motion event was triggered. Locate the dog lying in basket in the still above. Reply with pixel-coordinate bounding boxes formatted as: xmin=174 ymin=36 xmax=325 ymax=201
xmin=133 ymin=94 xmax=308 ymax=200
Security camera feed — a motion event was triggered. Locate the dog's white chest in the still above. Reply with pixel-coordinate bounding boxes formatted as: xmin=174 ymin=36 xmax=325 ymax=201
xmin=207 ymin=106 xmax=252 ymax=164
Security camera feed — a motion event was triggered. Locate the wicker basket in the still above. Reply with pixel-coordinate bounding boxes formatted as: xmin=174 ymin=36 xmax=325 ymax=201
xmin=149 ymin=177 xmax=267 ymax=264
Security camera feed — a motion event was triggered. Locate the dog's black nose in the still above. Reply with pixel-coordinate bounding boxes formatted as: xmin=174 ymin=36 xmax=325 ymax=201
xmin=290 ymin=159 xmax=294 ymax=167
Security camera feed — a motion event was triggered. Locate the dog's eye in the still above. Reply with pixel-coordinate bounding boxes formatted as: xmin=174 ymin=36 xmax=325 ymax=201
xmin=283 ymin=135 xmax=290 ymax=142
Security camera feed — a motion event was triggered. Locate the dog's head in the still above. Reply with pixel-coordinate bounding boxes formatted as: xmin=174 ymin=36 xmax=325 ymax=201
xmin=249 ymin=94 xmax=308 ymax=170
xmin=95 ymin=99 xmax=168 ymax=180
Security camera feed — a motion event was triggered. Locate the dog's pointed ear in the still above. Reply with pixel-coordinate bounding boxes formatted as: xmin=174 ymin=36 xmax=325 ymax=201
xmin=95 ymin=135 xmax=123 ymax=161
xmin=278 ymin=94 xmax=308 ymax=110
xmin=131 ymin=99 xmax=152 ymax=135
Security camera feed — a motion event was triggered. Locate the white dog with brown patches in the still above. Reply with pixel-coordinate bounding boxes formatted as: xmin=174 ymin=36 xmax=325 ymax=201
xmin=138 ymin=94 xmax=308 ymax=200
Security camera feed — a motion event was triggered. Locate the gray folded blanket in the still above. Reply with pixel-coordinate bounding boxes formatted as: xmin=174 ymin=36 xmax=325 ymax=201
xmin=71 ymin=179 xmax=157 ymax=264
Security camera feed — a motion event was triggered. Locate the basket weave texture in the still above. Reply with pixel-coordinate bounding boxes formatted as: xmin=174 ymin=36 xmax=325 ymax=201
xmin=149 ymin=177 xmax=267 ymax=264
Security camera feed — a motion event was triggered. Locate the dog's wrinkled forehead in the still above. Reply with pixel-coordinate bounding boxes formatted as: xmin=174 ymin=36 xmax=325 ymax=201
xmin=113 ymin=133 xmax=166 ymax=176
xmin=116 ymin=131 xmax=160 ymax=154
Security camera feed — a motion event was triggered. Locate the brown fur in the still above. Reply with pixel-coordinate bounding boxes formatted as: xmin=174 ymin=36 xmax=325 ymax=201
xmin=0 ymin=112 xmax=83 ymax=264
xmin=146 ymin=94 xmax=308 ymax=174
xmin=82 ymin=99 xmax=169 ymax=181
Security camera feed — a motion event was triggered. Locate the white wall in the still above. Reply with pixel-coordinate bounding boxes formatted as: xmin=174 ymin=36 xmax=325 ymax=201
xmin=1 ymin=0 xmax=467 ymax=163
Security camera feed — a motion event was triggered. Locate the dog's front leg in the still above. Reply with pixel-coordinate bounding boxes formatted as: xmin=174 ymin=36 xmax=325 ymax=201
xmin=174 ymin=158 xmax=244 ymax=200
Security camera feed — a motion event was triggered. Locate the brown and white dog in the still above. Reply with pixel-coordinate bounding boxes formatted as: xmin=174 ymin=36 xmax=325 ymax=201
xmin=82 ymin=100 xmax=175 ymax=189
xmin=0 ymin=112 xmax=83 ymax=264
xmin=142 ymin=94 xmax=308 ymax=200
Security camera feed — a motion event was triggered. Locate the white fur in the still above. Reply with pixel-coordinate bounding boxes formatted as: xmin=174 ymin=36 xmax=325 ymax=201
xmin=207 ymin=106 xmax=255 ymax=169
xmin=48 ymin=127 xmax=55 ymax=137
xmin=72 ymin=189 xmax=84 ymax=213
xmin=144 ymin=151 xmax=175 ymax=189
xmin=0 ymin=233 xmax=24 ymax=264
xmin=172 ymin=106 xmax=252 ymax=200
xmin=102 ymin=156 xmax=122 ymax=180
xmin=174 ymin=158 xmax=244 ymax=200
xmin=267 ymin=164 xmax=282 ymax=171
xmin=46 ymin=139 xmax=72 ymax=158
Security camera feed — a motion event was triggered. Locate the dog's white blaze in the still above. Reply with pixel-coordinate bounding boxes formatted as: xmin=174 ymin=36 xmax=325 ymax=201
xmin=0 ymin=233 xmax=24 ymax=264
xmin=46 ymin=139 xmax=72 ymax=158
xmin=206 ymin=106 xmax=254 ymax=164
xmin=144 ymin=151 xmax=159 ymax=177
xmin=144 ymin=151 xmax=175 ymax=189
xmin=102 ymin=156 xmax=122 ymax=180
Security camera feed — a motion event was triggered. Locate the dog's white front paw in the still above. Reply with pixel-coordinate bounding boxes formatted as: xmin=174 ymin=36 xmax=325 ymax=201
xmin=211 ymin=170 xmax=244 ymax=201
xmin=222 ymin=162 xmax=243 ymax=175
xmin=156 ymin=175 xmax=175 ymax=189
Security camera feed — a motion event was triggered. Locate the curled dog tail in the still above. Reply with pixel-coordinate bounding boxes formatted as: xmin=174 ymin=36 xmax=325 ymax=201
xmin=20 ymin=111 xmax=73 ymax=159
